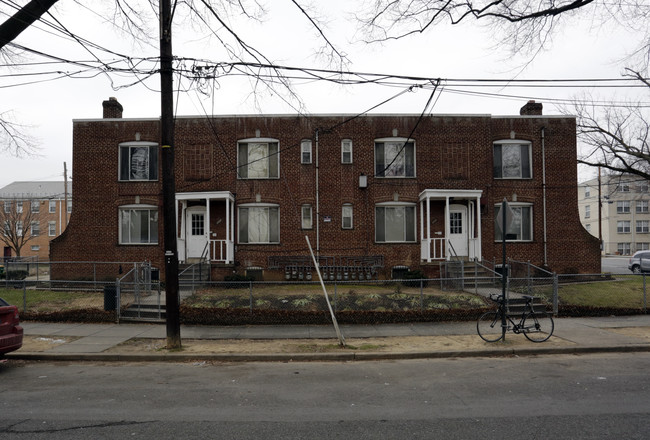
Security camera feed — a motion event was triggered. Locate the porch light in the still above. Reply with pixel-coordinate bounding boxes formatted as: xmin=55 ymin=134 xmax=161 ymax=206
xmin=359 ymin=173 xmax=367 ymax=188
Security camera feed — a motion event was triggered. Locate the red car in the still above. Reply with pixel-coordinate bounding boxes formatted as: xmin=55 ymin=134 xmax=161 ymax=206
xmin=0 ymin=297 xmax=23 ymax=356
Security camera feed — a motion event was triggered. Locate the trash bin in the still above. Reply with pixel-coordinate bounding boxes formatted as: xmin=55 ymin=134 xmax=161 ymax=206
xmin=104 ymin=285 xmax=117 ymax=311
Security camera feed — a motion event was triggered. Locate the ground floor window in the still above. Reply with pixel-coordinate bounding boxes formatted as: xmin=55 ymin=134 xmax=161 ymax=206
xmin=618 ymin=242 xmax=631 ymax=255
xmin=375 ymin=203 xmax=416 ymax=243
xmin=494 ymin=204 xmax=533 ymax=241
xmin=238 ymin=204 xmax=280 ymax=244
xmin=637 ymin=242 xmax=650 ymax=251
xmin=119 ymin=206 xmax=159 ymax=244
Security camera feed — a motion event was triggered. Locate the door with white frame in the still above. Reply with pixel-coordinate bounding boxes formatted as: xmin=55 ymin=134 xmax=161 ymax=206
xmin=185 ymin=206 xmax=207 ymax=260
xmin=448 ymin=204 xmax=469 ymax=257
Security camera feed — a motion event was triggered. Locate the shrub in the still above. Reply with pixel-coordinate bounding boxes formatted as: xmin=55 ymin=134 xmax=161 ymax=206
xmin=402 ymin=270 xmax=428 ymax=288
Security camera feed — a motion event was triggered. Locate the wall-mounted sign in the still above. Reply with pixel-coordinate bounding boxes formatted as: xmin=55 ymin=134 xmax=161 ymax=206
xmin=323 ymin=216 xmax=332 ymax=223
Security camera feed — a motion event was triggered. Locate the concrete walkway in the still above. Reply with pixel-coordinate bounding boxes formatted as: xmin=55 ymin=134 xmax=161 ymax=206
xmin=6 ymin=315 xmax=650 ymax=362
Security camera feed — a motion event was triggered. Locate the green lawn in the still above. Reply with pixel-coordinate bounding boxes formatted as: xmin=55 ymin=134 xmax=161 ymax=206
xmin=0 ymin=288 xmax=103 ymax=312
xmin=535 ymin=277 xmax=648 ymax=309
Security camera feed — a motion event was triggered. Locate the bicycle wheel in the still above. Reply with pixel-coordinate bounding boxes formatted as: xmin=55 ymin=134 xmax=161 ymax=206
xmin=477 ymin=311 xmax=504 ymax=342
xmin=522 ymin=312 xmax=554 ymax=342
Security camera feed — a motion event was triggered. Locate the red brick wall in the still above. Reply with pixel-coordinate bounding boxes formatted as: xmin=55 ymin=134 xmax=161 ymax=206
xmin=50 ymin=112 xmax=600 ymax=280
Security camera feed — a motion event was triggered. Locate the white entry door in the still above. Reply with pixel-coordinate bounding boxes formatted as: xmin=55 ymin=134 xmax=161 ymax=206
xmin=448 ymin=204 xmax=468 ymax=257
xmin=186 ymin=207 xmax=207 ymax=260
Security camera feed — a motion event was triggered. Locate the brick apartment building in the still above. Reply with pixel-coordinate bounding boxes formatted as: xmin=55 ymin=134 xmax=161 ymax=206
xmin=0 ymin=181 xmax=71 ymax=261
xmin=49 ymin=97 xmax=600 ymax=280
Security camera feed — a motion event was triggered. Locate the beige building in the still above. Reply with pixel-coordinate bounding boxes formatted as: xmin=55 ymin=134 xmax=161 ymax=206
xmin=578 ymin=175 xmax=650 ymax=255
xmin=0 ymin=181 xmax=71 ymax=262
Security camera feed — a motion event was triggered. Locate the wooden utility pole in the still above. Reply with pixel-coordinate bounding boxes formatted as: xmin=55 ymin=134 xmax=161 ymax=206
xmin=160 ymin=0 xmax=181 ymax=349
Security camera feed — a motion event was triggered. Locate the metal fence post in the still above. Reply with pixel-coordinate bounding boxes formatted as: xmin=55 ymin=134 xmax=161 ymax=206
xmin=22 ymin=280 xmax=27 ymax=314
xmin=420 ymin=278 xmax=424 ymax=312
xmin=115 ymin=278 xmax=121 ymax=323
xmin=643 ymin=273 xmax=648 ymax=313
xmin=249 ymin=281 xmax=253 ymax=315
xmin=553 ymin=273 xmax=559 ymax=316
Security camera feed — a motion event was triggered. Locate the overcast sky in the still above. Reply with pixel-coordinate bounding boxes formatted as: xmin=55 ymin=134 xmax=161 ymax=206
xmin=0 ymin=1 xmax=645 ymax=188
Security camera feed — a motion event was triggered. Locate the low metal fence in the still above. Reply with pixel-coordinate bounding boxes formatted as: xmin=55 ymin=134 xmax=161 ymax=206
xmin=1 ymin=273 xmax=648 ymax=323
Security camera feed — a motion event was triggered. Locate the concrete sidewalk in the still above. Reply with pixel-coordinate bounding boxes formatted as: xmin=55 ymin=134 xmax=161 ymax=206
xmin=6 ymin=315 xmax=650 ymax=362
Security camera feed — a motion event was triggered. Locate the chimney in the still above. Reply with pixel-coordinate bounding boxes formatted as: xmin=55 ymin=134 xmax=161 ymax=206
xmin=520 ymin=100 xmax=543 ymax=116
xmin=102 ymin=97 xmax=123 ymax=118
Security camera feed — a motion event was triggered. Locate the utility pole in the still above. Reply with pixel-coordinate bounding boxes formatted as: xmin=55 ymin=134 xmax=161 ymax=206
xmin=63 ymin=162 xmax=68 ymax=227
xmin=598 ymin=166 xmax=603 ymax=254
xmin=160 ymin=0 xmax=181 ymax=349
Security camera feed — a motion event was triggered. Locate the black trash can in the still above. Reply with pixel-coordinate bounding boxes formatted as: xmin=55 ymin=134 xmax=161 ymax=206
xmin=104 ymin=285 xmax=117 ymax=311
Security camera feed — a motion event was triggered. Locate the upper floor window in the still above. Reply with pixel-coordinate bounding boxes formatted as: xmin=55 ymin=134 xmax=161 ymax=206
xmin=638 ymin=200 xmax=649 ymax=213
xmin=3 ymin=201 xmax=10 ymax=213
xmin=493 ymin=141 xmax=532 ymax=179
xmin=301 ymin=204 xmax=313 ymax=229
xmin=341 ymin=140 xmax=353 ymax=164
xmin=119 ymin=142 xmax=159 ymax=181
xmin=48 ymin=221 xmax=56 ymax=237
xmin=49 ymin=200 xmax=56 ymax=213
xmin=237 ymin=139 xmax=279 ymax=179
xmin=31 ymin=200 xmax=40 ymax=213
xmin=119 ymin=205 xmax=159 ymax=244
xmin=238 ymin=204 xmax=280 ymax=244
xmin=342 ymin=204 xmax=353 ymax=229
xmin=16 ymin=201 xmax=23 ymax=213
xmin=375 ymin=203 xmax=416 ymax=243
xmin=618 ymin=183 xmax=630 ymax=192
xmin=617 ymin=200 xmax=631 ymax=214
xmin=584 ymin=187 xmax=591 ymax=198
xmin=494 ymin=203 xmax=533 ymax=241
xmin=30 ymin=221 xmax=40 ymax=236
xmin=585 ymin=205 xmax=591 ymax=219
xmin=67 ymin=201 xmax=72 ymax=213
xmin=617 ymin=220 xmax=631 ymax=233
xmin=301 ymin=140 xmax=312 ymax=164
xmin=375 ymin=138 xmax=415 ymax=178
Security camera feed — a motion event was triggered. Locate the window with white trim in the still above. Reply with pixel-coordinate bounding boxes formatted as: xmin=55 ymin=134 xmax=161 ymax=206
xmin=585 ymin=224 xmax=591 ymax=232
xmin=341 ymin=140 xmax=353 ymax=164
xmin=31 ymin=221 xmax=40 ymax=236
xmin=375 ymin=203 xmax=416 ymax=242
xmin=618 ymin=242 xmax=631 ymax=255
xmin=494 ymin=204 xmax=533 ymax=241
xmin=493 ymin=141 xmax=532 ymax=179
xmin=49 ymin=200 xmax=56 ymax=213
xmin=618 ymin=183 xmax=630 ymax=192
xmin=585 ymin=205 xmax=590 ymax=219
xmin=617 ymin=201 xmax=631 ymax=213
xmin=617 ymin=220 xmax=631 ymax=233
xmin=238 ymin=204 xmax=280 ymax=244
xmin=31 ymin=245 xmax=40 ymax=251
xmin=16 ymin=221 xmax=23 ymax=237
xmin=637 ymin=242 xmax=650 ymax=251
xmin=637 ymin=220 xmax=649 ymax=233
xmin=301 ymin=204 xmax=312 ymax=229
xmin=584 ymin=187 xmax=591 ymax=198
xmin=119 ymin=142 xmax=159 ymax=181
xmin=3 ymin=201 xmax=10 ymax=213
xmin=301 ymin=140 xmax=312 ymax=164
xmin=119 ymin=205 xmax=159 ymax=244
xmin=16 ymin=201 xmax=23 ymax=213
xmin=342 ymin=204 xmax=353 ymax=229
xmin=375 ymin=138 xmax=415 ymax=178
xmin=237 ymin=139 xmax=279 ymax=179
xmin=67 ymin=201 xmax=72 ymax=213
xmin=48 ymin=221 xmax=56 ymax=237
xmin=31 ymin=200 xmax=40 ymax=213
xmin=637 ymin=200 xmax=649 ymax=213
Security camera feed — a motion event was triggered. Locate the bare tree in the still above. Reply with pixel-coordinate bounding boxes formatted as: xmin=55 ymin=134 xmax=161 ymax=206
xmin=575 ymin=70 xmax=650 ymax=180
xmin=0 ymin=198 xmax=41 ymax=259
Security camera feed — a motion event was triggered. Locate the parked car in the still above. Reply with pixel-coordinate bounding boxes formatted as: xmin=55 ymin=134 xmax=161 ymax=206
xmin=628 ymin=250 xmax=650 ymax=273
xmin=0 ymin=297 xmax=23 ymax=356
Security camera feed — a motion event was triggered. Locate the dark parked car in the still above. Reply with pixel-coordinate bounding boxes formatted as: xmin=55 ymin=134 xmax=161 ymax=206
xmin=0 ymin=297 xmax=23 ymax=356
xmin=628 ymin=250 xmax=650 ymax=274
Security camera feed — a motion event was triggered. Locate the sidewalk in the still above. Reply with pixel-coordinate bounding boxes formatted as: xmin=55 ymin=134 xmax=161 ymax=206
xmin=6 ymin=315 xmax=650 ymax=362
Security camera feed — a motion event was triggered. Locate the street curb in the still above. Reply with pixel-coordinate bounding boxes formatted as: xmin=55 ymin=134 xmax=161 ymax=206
xmin=7 ymin=344 xmax=650 ymax=363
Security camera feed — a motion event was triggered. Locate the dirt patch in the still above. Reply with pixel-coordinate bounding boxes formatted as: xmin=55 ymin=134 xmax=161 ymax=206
xmin=106 ymin=334 xmax=574 ymax=355
xmin=21 ymin=335 xmax=78 ymax=352
xmin=607 ymin=326 xmax=650 ymax=341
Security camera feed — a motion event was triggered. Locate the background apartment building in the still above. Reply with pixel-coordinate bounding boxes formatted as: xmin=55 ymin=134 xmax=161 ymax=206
xmin=578 ymin=174 xmax=650 ymax=255
xmin=0 ymin=181 xmax=72 ymax=262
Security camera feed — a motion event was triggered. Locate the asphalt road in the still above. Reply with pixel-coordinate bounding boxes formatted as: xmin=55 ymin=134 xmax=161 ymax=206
xmin=1 ymin=353 xmax=648 ymax=439
xmin=602 ymin=256 xmax=630 ymax=274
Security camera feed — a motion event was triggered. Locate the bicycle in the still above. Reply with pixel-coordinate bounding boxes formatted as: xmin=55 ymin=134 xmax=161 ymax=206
xmin=477 ymin=294 xmax=554 ymax=343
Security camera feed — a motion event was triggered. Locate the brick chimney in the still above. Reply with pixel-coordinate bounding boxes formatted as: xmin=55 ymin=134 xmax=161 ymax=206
xmin=102 ymin=97 xmax=123 ymax=118
xmin=520 ymin=100 xmax=543 ymax=116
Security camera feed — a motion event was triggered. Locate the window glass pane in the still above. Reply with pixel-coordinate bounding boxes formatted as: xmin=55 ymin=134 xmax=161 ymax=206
xmin=342 ymin=205 xmax=353 ymax=229
xmin=149 ymin=147 xmax=158 ymax=180
xmin=375 ymin=207 xmax=385 ymax=241
xmin=493 ymin=145 xmax=502 ymax=178
xmin=404 ymin=143 xmax=415 ymax=177
xmin=269 ymin=207 xmax=279 ymax=242
xmin=149 ymin=210 xmax=158 ymax=242
xmin=501 ymin=145 xmax=522 ymax=178
xmin=302 ymin=205 xmax=312 ymax=229
xmin=384 ymin=142 xmax=405 ymax=177
xmin=238 ymin=208 xmax=249 ymax=242
xmin=521 ymin=145 xmax=531 ymax=178
xmin=238 ymin=143 xmax=248 ymax=178
xmin=120 ymin=146 xmax=130 ymax=180
xmin=248 ymin=207 xmax=269 ymax=242
xmin=269 ymin=142 xmax=279 ymax=178
xmin=405 ymin=206 xmax=415 ymax=241
xmin=49 ymin=200 xmax=56 ymax=212
xmin=130 ymin=147 xmax=150 ymax=180
xmin=247 ymin=143 xmax=268 ymax=178
xmin=375 ymin=143 xmax=385 ymax=177
xmin=385 ymin=207 xmax=404 ymax=241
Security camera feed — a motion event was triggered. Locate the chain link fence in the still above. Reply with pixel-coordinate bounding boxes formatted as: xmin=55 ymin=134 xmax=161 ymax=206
xmin=1 ymin=258 xmax=648 ymax=323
